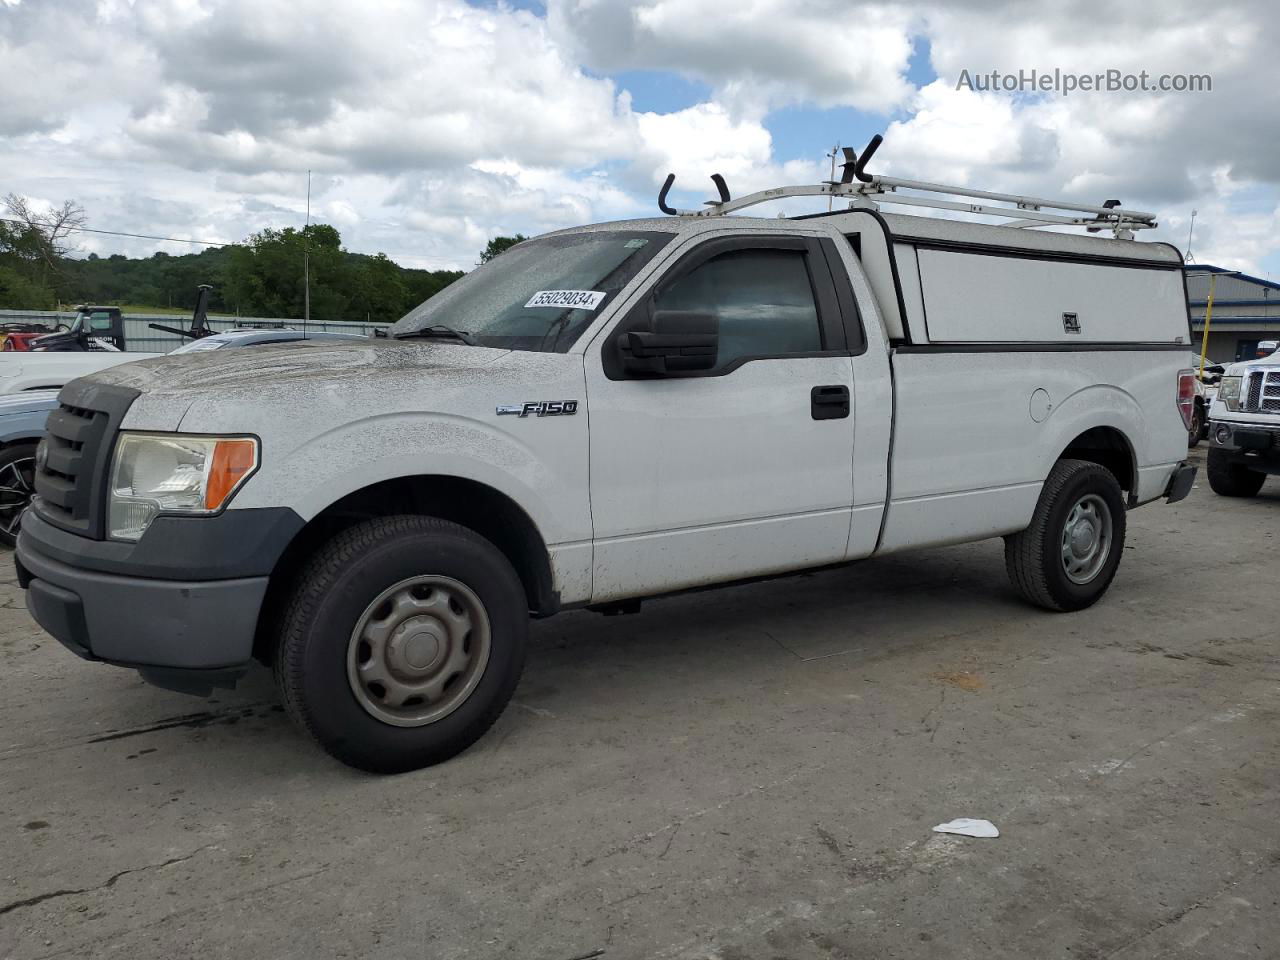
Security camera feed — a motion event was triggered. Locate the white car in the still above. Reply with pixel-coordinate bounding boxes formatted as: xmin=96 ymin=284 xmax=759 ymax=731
xmin=16 ymin=149 xmax=1196 ymax=772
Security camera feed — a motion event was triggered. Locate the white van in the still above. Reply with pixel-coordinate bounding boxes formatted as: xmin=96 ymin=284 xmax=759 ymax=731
xmin=17 ymin=139 xmax=1197 ymax=772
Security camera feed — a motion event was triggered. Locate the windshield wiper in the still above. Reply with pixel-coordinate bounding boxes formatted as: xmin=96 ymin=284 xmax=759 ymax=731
xmin=392 ymin=324 xmax=477 ymax=346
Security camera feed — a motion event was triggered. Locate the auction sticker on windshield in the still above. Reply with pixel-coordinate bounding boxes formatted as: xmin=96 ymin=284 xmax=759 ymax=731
xmin=524 ymin=290 xmax=606 ymax=310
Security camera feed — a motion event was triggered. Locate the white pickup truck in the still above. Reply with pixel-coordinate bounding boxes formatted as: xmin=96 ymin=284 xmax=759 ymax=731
xmin=1206 ymin=350 xmax=1280 ymax=495
xmin=0 ymin=348 xmax=158 ymax=394
xmin=16 ymin=150 xmax=1197 ymax=772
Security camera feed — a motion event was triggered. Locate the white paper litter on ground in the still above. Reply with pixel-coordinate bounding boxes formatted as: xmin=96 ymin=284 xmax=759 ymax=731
xmin=932 ymin=818 xmax=999 ymax=838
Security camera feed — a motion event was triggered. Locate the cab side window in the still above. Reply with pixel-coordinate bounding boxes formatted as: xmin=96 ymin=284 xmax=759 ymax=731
xmin=653 ymin=249 xmax=823 ymax=371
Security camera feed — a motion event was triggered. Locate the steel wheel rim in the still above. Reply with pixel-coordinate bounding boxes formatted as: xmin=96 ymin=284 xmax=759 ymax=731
xmin=1060 ymin=493 xmax=1113 ymax=585
xmin=0 ymin=456 xmax=36 ymax=537
xmin=346 ymin=575 xmax=492 ymax=728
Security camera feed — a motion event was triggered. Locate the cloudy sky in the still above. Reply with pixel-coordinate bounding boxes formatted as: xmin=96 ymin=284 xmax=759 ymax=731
xmin=3 ymin=0 xmax=1278 ymax=276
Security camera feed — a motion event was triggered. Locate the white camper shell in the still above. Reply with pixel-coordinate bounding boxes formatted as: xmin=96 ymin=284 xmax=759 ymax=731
xmin=17 ymin=139 xmax=1198 ymax=772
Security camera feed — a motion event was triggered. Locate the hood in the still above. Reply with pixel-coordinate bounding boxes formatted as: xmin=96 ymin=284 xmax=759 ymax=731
xmin=85 ymin=338 xmax=510 ymax=399
xmin=1225 ymin=352 xmax=1280 ymax=376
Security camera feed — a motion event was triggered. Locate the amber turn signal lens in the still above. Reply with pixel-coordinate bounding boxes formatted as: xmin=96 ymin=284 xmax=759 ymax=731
xmin=205 ymin=438 xmax=258 ymax=510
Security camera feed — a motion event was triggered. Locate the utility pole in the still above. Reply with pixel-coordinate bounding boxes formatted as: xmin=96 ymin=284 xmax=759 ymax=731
xmin=303 ymin=169 xmax=311 ymax=326
xmin=1185 ymin=209 xmax=1197 ymax=263
xmin=1188 ymin=268 xmax=1239 ymax=377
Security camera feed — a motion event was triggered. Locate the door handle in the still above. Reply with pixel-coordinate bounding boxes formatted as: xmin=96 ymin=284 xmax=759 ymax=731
xmin=810 ymin=384 xmax=850 ymax=420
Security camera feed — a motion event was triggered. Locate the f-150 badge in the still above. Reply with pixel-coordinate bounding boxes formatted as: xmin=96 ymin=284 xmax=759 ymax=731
xmin=497 ymin=401 xmax=579 ymax=418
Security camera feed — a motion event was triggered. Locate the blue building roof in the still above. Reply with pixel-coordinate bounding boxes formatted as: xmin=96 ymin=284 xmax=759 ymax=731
xmin=1185 ymin=263 xmax=1280 ymax=292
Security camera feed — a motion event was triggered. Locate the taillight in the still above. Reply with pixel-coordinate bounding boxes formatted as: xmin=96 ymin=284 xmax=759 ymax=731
xmin=1177 ymin=369 xmax=1195 ymax=429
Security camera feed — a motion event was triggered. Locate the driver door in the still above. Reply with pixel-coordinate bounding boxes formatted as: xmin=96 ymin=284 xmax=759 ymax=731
xmin=584 ymin=234 xmax=859 ymax=602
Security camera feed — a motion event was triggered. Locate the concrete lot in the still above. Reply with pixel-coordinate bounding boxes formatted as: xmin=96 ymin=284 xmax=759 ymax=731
xmin=1 ymin=444 xmax=1277 ymax=960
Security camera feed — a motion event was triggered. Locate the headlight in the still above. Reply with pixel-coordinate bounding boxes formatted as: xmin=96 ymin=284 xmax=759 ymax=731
xmin=1218 ymin=376 xmax=1242 ymax=411
xmin=108 ymin=433 xmax=259 ymax=541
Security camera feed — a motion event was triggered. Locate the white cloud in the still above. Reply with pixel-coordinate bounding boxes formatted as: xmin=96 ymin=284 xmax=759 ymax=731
xmin=548 ymin=0 xmax=917 ymax=114
xmin=118 ymin=0 xmax=639 ymax=176
xmin=1 ymin=0 xmax=1278 ymax=278
xmin=635 ymin=103 xmax=772 ymax=181
xmin=0 ymin=0 xmax=161 ymax=136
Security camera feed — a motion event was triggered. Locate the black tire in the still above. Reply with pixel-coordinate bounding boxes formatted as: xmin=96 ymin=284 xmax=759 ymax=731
xmin=1206 ymin=447 xmax=1266 ymax=498
xmin=274 ymin=515 xmax=528 ymax=773
xmin=1187 ymin=404 xmax=1205 ymax=448
xmin=0 ymin=442 xmax=38 ymax=548
xmin=1004 ymin=459 xmax=1127 ymax=612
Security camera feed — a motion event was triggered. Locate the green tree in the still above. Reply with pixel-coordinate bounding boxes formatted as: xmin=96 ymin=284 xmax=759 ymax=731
xmin=223 ymin=224 xmax=349 ymax=320
xmin=0 ymin=221 xmax=56 ymax=308
xmin=347 ymin=252 xmax=408 ymax=323
xmin=1 ymin=213 xmax=464 ymax=320
xmin=479 ymin=235 xmax=527 ymax=264
xmin=0 ymin=262 xmax=55 ymax=309
xmin=1 ymin=195 xmax=85 ymax=301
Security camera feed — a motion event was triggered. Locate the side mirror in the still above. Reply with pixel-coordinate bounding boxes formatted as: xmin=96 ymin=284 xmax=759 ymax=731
xmin=621 ymin=310 xmax=718 ymax=376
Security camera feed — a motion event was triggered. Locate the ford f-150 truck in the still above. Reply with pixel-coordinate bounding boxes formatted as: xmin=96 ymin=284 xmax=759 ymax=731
xmin=15 ymin=150 xmax=1198 ymax=772
xmin=1206 ymin=349 xmax=1280 ymax=496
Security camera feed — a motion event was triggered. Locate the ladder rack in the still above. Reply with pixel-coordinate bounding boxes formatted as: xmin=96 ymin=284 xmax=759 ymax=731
xmin=656 ymin=134 xmax=1158 ymax=239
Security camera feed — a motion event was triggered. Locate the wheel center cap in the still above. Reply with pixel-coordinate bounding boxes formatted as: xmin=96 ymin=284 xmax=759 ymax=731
xmin=389 ymin=616 xmax=446 ymax=673
xmin=404 ymin=632 xmax=440 ymax=669
xmin=1071 ymin=521 xmax=1096 ymax=554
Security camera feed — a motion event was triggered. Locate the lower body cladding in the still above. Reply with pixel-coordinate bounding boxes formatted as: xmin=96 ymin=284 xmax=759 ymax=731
xmin=15 ymin=507 xmax=302 ymax=694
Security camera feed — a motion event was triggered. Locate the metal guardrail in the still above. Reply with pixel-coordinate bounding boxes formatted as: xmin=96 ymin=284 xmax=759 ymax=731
xmin=0 ymin=309 xmax=389 ymax=352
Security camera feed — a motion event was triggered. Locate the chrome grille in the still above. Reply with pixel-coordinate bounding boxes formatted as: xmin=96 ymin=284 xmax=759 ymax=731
xmin=1264 ymin=371 xmax=1280 ymax=413
xmin=1243 ymin=369 xmax=1280 ymax=415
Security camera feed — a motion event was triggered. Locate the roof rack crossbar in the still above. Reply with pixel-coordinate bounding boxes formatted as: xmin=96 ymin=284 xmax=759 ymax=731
xmin=656 ymin=132 xmax=1158 ymax=237
xmin=848 ymin=190 xmax=1152 ymax=229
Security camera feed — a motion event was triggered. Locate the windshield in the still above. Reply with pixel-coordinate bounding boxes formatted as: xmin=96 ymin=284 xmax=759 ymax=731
xmin=171 ymin=336 xmax=238 ymax=354
xmin=390 ymin=230 xmax=673 ymax=352
xmin=71 ymin=310 xmax=115 ymax=334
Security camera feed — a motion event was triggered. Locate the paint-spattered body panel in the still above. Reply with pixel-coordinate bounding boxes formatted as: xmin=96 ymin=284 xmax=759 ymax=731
xmin=90 ymin=340 xmax=595 ymax=601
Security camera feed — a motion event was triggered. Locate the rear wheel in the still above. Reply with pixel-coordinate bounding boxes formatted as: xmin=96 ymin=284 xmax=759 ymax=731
xmin=274 ymin=515 xmax=528 ymax=773
xmin=1005 ymin=459 xmax=1127 ymax=612
xmin=1207 ymin=447 xmax=1266 ymax=497
xmin=0 ymin=442 xmax=38 ymax=548
xmin=1187 ymin=404 xmax=1205 ymax=448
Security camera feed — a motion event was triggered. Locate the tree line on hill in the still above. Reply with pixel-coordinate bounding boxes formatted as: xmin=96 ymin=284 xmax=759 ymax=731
xmin=0 ymin=194 xmax=529 ymax=323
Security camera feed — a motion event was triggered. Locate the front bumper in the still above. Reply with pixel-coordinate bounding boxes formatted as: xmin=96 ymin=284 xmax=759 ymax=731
xmin=1209 ymin=419 xmax=1280 ymax=453
xmin=16 ymin=504 xmax=303 ymax=694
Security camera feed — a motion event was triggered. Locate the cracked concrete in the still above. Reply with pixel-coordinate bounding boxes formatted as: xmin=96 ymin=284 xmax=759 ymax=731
xmin=0 ymin=847 xmax=213 ymax=918
xmin=1 ymin=445 xmax=1278 ymax=959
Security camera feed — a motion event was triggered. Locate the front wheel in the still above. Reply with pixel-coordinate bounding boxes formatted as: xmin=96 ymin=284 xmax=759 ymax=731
xmin=0 ymin=442 xmax=38 ymax=548
xmin=1206 ymin=447 xmax=1266 ymax=497
xmin=274 ymin=516 xmax=528 ymax=773
xmin=1005 ymin=459 xmax=1127 ymax=612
